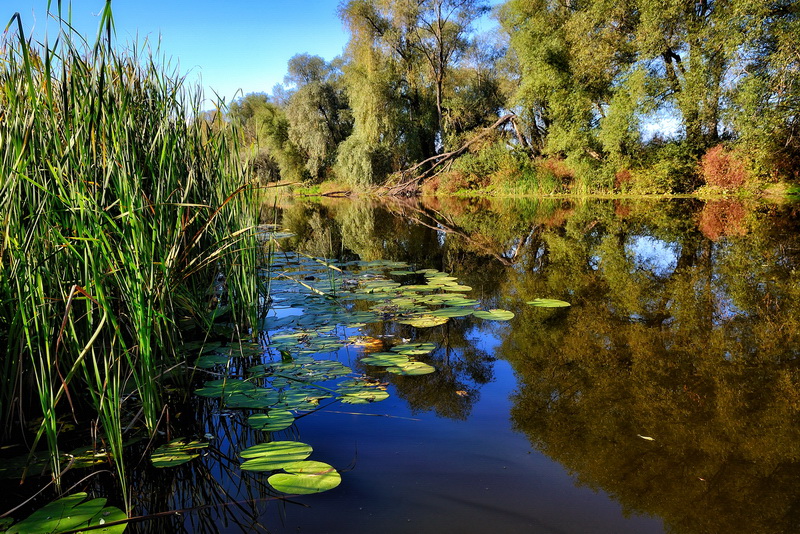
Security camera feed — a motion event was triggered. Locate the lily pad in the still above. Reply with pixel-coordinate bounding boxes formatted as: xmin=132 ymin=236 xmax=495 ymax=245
xmin=391 ymin=342 xmax=437 ymax=355
xmin=472 ymin=309 xmax=515 ymax=321
xmin=442 ymin=284 xmax=473 ymax=292
xmin=240 ymin=441 xmax=313 ymax=471
xmin=397 ymin=315 xmax=449 ymax=328
xmin=336 ymin=380 xmax=390 ymax=403
xmin=195 ymin=352 xmax=230 ymax=368
xmin=5 ymin=492 xmax=127 ymax=534
xmin=247 ymin=410 xmax=295 ymax=432
xmin=429 ymin=307 xmax=474 ymax=318
xmin=527 ymin=298 xmax=571 ymax=308
xmin=360 ymin=353 xmax=410 ymax=367
xmin=151 ymin=438 xmax=208 ymax=468
xmin=268 ymin=461 xmax=341 ymax=494
xmin=387 ymin=361 xmax=436 ymax=376
xmin=195 ymin=378 xmax=257 ymax=398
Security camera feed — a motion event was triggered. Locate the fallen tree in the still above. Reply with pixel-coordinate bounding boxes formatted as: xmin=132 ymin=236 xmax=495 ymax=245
xmin=384 ymin=113 xmax=526 ymax=196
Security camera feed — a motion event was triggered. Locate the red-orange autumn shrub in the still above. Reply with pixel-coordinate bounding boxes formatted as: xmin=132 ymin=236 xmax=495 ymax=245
xmin=700 ymin=145 xmax=748 ymax=189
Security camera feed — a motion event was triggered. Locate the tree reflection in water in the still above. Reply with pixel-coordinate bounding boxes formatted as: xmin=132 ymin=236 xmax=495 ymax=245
xmin=276 ymin=196 xmax=800 ymax=533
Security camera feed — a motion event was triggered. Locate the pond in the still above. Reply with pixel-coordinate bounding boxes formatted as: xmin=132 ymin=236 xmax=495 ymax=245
xmin=7 ymin=196 xmax=800 ymax=533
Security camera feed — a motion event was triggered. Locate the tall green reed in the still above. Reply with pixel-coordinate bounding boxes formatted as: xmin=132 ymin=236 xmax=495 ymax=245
xmin=0 ymin=5 xmax=262 ymax=511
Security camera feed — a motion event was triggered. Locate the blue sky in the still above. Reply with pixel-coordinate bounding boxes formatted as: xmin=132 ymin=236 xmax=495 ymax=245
xmin=6 ymin=1 xmax=502 ymax=107
xmin=5 ymin=1 xmax=353 ymax=104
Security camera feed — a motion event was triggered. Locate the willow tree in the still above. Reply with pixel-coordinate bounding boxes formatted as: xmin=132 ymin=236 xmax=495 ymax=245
xmin=410 ymin=0 xmax=491 ymax=139
xmin=284 ymin=54 xmax=353 ymax=181
xmin=337 ymin=0 xmax=489 ymax=186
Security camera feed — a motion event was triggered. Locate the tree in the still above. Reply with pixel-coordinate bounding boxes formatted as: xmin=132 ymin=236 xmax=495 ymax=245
xmin=409 ymin=0 xmax=490 ymax=141
xmin=283 ymin=54 xmax=353 ymax=181
xmin=337 ymin=0 xmax=491 ymax=185
xmin=500 ymin=0 xmax=800 ymax=182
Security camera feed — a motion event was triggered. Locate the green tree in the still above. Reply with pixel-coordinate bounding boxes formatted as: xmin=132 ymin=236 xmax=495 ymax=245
xmin=337 ymin=0 xmax=491 ymax=185
xmin=284 ymin=54 xmax=353 ymax=181
xmin=499 ymin=0 xmax=799 ymax=182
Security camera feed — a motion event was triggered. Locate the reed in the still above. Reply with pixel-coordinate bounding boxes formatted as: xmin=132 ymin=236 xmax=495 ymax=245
xmin=0 ymin=4 xmax=262 ymax=511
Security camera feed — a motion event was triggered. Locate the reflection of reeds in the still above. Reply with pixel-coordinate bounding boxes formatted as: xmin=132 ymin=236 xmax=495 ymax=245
xmin=0 ymin=8 xmax=260 ymax=511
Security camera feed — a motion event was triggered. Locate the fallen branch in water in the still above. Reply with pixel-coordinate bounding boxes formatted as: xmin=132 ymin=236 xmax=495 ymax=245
xmin=384 ymin=113 xmax=520 ymax=196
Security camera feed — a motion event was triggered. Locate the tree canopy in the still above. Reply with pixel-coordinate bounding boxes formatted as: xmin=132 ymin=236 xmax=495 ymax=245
xmin=228 ymin=0 xmax=799 ymax=191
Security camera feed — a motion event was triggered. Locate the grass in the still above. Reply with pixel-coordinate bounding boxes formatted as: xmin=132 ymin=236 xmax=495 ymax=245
xmin=0 ymin=6 xmax=263 ymax=512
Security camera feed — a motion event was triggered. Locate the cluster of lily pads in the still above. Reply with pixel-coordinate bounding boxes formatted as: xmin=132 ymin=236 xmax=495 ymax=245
xmin=2 ymin=249 xmax=573 ymax=531
xmin=165 ymin=254 xmax=528 ymax=495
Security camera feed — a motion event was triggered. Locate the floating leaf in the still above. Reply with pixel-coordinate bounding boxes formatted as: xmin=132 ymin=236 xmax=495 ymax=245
xmin=472 ymin=309 xmax=515 ymax=321
xmin=274 ymin=386 xmax=330 ymax=411
xmin=268 ymin=461 xmax=341 ymax=494
xmin=391 ymin=342 xmax=437 ymax=355
xmin=527 ymin=298 xmax=571 ymax=308
xmin=387 ymin=361 xmax=436 ymax=376
xmin=397 ymin=315 xmax=449 ymax=328
xmin=429 ymin=307 xmax=474 ymax=318
xmin=336 ymin=379 xmax=389 ymax=403
xmin=195 ymin=379 xmax=257 ymax=398
xmin=338 ymin=388 xmax=390 ymax=404
xmin=442 ymin=284 xmax=472 ymax=292
xmin=151 ymin=438 xmax=208 ymax=468
xmin=5 ymin=492 xmax=127 ymax=534
xmin=240 ymin=441 xmax=313 ymax=471
xmin=225 ymin=388 xmax=280 ymax=409
xmin=195 ymin=352 xmax=229 ymax=368
xmin=360 ymin=353 xmax=410 ymax=367
xmin=247 ymin=410 xmax=295 ymax=432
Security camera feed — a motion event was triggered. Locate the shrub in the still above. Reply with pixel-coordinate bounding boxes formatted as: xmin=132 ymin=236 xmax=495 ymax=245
xmin=700 ymin=145 xmax=748 ymax=189
xmin=632 ymin=141 xmax=701 ymax=194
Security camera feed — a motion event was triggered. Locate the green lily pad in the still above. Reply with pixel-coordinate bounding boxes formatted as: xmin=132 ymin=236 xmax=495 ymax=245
xmin=268 ymin=461 xmax=341 ymax=494
xmin=527 ymin=298 xmax=571 ymax=308
xmin=398 ymin=315 xmax=449 ymax=328
xmin=240 ymin=441 xmax=313 ymax=471
xmin=195 ymin=352 xmax=230 ymax=368
xmin=274 ymin=387 xmax=330 ymax=411
xmin=247 ymin=410 xmax=295 ymax=432
xmin=195 ymin=379 xmax=257 ymax=398
xmin=387 ymin=361 xmax=436 ymax=376
xmin=391 ymin=342 xmax=437 ymax=355
xmin=360 ymin=353 xmax=410 ymax=367
xmin=5 ymin=492 xmax=127 ymax=534
xmin=339 ymin=388 xmax=390 ymax=404
xmin=442 ymin=284 xmax=472 ymax=292
xmin=151 ymin=438 xmax=208 ymax=468
xmin=336 ymin=380 xmax=390 ymax=403
xmin=472 ymin=309 xmax=515 ymax=321
xmin=225 ymin=388 xmax=281 ymax=409
xmin=429 ymin=307 xmax=474 ymax=318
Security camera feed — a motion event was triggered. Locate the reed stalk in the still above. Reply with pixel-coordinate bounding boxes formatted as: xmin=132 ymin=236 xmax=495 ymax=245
xmin=0 ymin=4 xmax=263 ymax=512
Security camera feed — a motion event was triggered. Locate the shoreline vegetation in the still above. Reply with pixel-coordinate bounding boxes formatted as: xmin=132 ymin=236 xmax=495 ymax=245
xmin=228 ymin=0 xmax=799 ymax=199
xmin=0 ymin=0 xmax=797 ymax=530
xmin=0 ymin=4 xmax=264 ymax=526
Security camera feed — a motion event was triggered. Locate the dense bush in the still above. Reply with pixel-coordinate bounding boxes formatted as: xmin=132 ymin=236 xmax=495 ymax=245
xmin=699 ymin=145 xmax=749 ymax=189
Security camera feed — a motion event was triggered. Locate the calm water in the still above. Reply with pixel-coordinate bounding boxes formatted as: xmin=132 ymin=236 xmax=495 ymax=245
xmin=14 ymin=196 xmax=800 ymax=533
xmin=221 ymin=196 xmax=800 ymax=533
